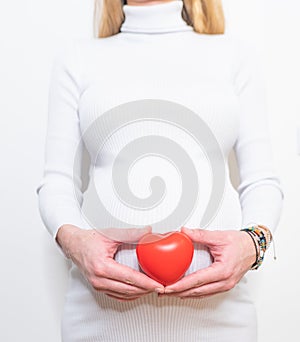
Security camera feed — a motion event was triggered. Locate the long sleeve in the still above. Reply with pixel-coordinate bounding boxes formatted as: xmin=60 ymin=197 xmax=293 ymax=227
xmin=297 ymin=125 xmax=300 ymax=155
xmin=36 ymin=41 xmax=92 ymax=258
xmin=232 ymin=40 xmax=284 ymax=233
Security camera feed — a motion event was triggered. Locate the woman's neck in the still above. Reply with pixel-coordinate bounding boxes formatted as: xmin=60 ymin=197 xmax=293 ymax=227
xmin=120 ymin=0 xmax=193 ymax=34
xmin=127 ymin=0 xmax=175 ymax=6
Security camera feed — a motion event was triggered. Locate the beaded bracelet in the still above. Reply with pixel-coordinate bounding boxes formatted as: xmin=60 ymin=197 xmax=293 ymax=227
xmin=242 ymin=230 xmax=260 ymax=269
xmin=240 ymin=224 xmax=274 ymax=270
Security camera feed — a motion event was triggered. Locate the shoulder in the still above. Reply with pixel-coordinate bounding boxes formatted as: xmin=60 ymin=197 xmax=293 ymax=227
xmin=51 ymin=37 xmax=102 ymax=65
xmin=50 ymin=39 xmax=80 ymax=75
xmin=228 ymin=35 xmax=264 ymax=68
xmin=199 ymin=34 xmax=262 ymax=61
xmin=189 ymin=33 xmax=256 ymax=62
xmin=69 ymin=36 xmax=122 ymax=65
xmin=50 ymin=38 xmax=98 ymax=77
xmin=219 ymin=35 xmax=265 ymax=83
xmin=227 ymin=37 xmax=266 ymax=95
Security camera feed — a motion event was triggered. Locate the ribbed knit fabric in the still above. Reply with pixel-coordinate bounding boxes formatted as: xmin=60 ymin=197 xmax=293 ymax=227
xmin=36 ymin=1 xmax=284 ymax=341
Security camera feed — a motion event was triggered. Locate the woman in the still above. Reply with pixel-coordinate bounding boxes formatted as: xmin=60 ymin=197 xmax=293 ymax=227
xmin=36 ymin=0 xmax=284 ymax=341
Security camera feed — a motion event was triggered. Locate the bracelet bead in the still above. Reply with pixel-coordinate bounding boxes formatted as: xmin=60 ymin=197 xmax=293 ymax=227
xmin=240 ymin=224 xmax=273 ymax=270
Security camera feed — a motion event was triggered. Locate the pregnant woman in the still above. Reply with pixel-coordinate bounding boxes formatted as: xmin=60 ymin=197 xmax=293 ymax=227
xmin=36 ymin=0 xmax=284 ymax=341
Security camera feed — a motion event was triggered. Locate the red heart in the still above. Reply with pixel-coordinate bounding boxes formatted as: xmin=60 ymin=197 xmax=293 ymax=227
xmin=136 ymin=231 xmax=194 ymax=286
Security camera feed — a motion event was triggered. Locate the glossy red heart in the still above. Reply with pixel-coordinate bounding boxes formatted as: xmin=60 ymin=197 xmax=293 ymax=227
xmin=136 ymin=231 xmax=194 ymax=286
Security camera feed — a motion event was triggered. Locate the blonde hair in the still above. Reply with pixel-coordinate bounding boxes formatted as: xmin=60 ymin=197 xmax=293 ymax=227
xmin=94 ymin=0 xmax=225 ymax=38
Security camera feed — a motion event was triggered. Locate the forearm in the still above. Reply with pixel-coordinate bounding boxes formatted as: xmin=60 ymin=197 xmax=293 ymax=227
xmin=239 ymin=183 xmax=284 ymax=234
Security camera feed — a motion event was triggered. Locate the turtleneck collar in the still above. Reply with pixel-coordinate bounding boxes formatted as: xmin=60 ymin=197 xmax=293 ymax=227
xmin=120 ymin=0 xmax=193 ymax=34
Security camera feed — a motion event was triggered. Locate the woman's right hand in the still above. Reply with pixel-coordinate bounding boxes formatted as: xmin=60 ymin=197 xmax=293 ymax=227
xmin=56 ymin=225 xmax=165 ymax=301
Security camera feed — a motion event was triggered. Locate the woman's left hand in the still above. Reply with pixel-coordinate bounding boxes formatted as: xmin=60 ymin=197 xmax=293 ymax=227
xmin=162 ymin=226 xmax=257 ymax=298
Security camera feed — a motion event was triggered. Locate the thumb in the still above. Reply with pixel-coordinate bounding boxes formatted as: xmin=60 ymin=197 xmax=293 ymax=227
xmin=181 ymin=227 xmax=218 ymax=246
xmin=97 ymin=226 xmax=152 ymax=244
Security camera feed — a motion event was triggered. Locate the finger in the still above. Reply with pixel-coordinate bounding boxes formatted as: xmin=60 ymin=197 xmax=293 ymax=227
xmin=164 ymin=280 xmax=230 ymax=298
xmin=97 ymin=259 xmax=165 ymax=293
xmin=164 ymin=262 xmax=226 ymax=293
xmin=105 ymin=293 xmax=141 ymax=301
xmin=104 ymin=290 xmax=144 ymax=301
xmin=90 ymin=276 xmax=153 ymax=297
xmin=181 ymin=227 xmax=223 ymax=246
xmin=95 ymin=226 xmax=152 ymax=243
xmin=183 ymin=293 xmax=218 ymax=299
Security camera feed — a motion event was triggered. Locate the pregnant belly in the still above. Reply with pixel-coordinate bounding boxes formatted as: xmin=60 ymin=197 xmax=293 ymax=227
xmin=114 ymin=180 xmax=242 ymax=275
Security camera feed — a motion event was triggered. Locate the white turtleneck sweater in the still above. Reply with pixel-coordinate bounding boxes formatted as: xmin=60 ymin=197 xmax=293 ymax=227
xmin=36 ymin=1 xmax=284 ymax=341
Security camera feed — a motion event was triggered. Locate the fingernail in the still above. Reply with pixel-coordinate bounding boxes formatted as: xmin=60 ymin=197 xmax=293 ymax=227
xmin=164 ymin=289 xmax=174 ymax=294
xmin=155 ymin=288 xmax=164 ymax=294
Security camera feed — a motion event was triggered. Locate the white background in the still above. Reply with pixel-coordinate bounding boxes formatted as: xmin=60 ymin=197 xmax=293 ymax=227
xmin=0 ymin=0 xmax=299 ymax=341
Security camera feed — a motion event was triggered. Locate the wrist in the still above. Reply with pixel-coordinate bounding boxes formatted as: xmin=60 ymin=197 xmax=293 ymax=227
xmin=240 ymin=230 xmax=259 ymax=269
xmin=240 ymin=224 xmax=272 ymax=270
xmin=56 ymin=224 xmax=82 ymax=258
